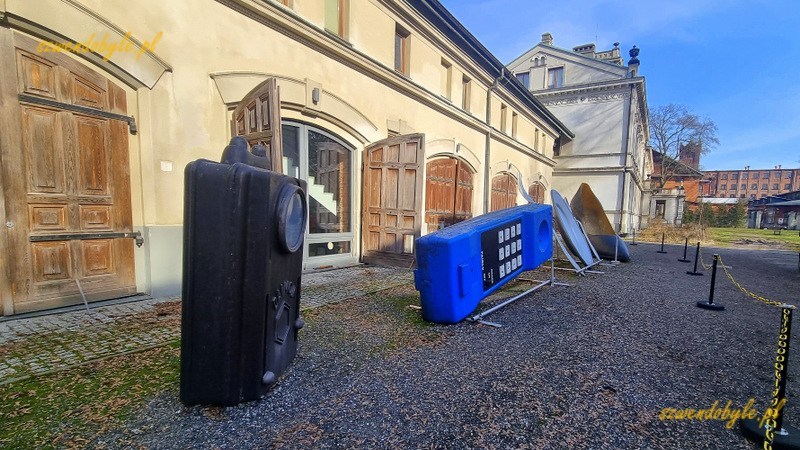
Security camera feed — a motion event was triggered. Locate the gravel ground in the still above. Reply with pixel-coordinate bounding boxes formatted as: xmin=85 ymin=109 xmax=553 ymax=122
xmin=95 ymin=243 xmax=800 ymax=449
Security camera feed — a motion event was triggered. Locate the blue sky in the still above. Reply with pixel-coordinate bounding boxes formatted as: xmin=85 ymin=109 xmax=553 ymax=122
xmin=438 ymin=0 xmax=800 ymax=171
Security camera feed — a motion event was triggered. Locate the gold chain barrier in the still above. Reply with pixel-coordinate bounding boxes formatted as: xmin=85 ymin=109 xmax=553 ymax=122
xmin=698 ymin=248 xmax=713 ymax=271
xmin=716 ymin=255 xmax=787 ymax=308
xmin=709 ymin=252 xmax=799 ymax=449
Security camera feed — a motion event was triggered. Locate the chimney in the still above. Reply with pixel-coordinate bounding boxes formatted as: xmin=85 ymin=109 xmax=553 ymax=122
xmin=628 ymin=45 xmax=640 ymax=77
xmin=541 ymin=32 xmax=553 ymax=46
xmin=678 ymin=142 xmax=701 ymax=170
xmin=744 ymin=165 xmax=750 ymax=170
xmin=572 ymin=43 xmax=596 ymax=57
xmin=779 ymin=164 xmax=782 ymax=169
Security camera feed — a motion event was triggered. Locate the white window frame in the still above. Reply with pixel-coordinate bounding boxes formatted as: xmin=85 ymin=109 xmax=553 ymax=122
xmin=547 ymin=66 xmax=565 ymax=89
xmin=283 ymin=121 xmax=357 ymax=269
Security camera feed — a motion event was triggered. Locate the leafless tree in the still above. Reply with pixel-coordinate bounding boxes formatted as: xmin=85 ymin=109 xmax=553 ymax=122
xmin=649 ymin=104 xmax=719 ymax=187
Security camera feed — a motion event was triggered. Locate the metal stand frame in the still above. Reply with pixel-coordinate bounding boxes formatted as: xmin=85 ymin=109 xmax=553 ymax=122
xmin=575 ymin=220 xmax=613 ymax=268
xmin=468 ymin=257 xmax=568 ymax=327
xmin=553 ymin=233 xmax=604 ymax=276
xmin=598 ymin=229 xmax=621 ymax=267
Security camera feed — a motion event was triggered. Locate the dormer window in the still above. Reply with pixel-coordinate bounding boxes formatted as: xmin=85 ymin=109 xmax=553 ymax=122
xmin=515 ymin=72 xmax=530 ymax=89
xmin=547 ymin=67 xmax=563 ymax=88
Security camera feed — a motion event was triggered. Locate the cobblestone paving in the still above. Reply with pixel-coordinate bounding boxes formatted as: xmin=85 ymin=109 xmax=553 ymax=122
xmin=301 ymin=265 xmax=412 ymax=310
xmin=0 ymin=265 xmax=412 ymax=385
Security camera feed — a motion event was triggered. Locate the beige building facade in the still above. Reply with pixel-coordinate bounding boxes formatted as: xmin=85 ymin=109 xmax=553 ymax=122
xmin=0 ymin=0 xmax=571 ymax=314
xmin=507 ymin=34 xmax=651 ymax=234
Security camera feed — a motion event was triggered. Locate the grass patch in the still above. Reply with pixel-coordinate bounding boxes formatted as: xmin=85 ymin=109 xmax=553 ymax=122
xmin=1 ymin=301 xmax=180 ymax=388
xmin=0 ymin=339 xmax=180 ymax=449
xmin=640 ymin=223 xmax=800 ymax=252
xmin=301 ymin=284 xmax=443 ymax=362
xmin=707 ymin=227 xmax=800 ymax=251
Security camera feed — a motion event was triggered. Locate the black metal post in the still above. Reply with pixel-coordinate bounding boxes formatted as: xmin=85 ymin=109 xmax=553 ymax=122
xmin=740 ymin=306 xmax=800 ymax=448
xmin=687 ymin=242 xmax=704 ymax=276
xmin=657 ymin=233 xmax=667 ymax=253
xmin=678 ymin=237 xmax=690 ymax=262
xmin=630 ymin=229 xmax=638 ymax=246
xmin=696 ymin=254 xmax=724 ymax=310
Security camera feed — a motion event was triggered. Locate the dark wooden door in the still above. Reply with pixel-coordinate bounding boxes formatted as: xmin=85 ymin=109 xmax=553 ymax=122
xmin=528 ymin=182 xmax=545 ymax=204
xmin=454 ymin=160 xmax=474 ymax=223
xmin=361 ymin=134 xmax=425 ymax=267
xmin=231 ymin=78 xmax=283 ymax=173
xmin=0 ymin=33 xmax=135 ymax=314
xmin=490 ymin=173 xmax=518 ymax=211
xmin=424 ymin=157 xmax=474 ymax=231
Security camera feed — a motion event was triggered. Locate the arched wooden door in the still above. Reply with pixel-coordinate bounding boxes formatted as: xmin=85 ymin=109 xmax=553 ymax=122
xmin=528 ymin=182 xmax=546 ymax=204
xmin=0 ymin=33 xmax=136 ymax=314
xmin=425 ymin=158 xmax=473 ymax=231
xmin=490 ymin=173 xmax=518 ymax=211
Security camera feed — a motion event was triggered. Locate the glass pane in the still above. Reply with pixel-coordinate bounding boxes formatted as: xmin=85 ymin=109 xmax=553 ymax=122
xmin=394 ymin=33 xmax=403 ymax=71
xmin=284 ymin=190 xmax=306 ymax=252
xmin=324 ymin=0 xmax=339 ymax=34
xmin=515 ymin=73 xmax=529 ymax=88
xmin=307 ymin=130 xmax=351 ymax=234
xmin=308 ymin=241 xmax=351 ymax=257
xmin=548 ymin=68 xmax=563 ymax=88
xmin=281 ymin=124 xmax=301 ymax=179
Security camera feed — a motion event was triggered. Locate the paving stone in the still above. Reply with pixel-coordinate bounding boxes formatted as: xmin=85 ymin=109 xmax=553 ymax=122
xmin=0 ymin=266 xmax=407 ymax=385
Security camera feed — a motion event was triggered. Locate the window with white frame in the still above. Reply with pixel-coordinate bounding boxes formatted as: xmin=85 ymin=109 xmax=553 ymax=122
xmin=282 ymin=122 xmax=355 ymax=261
xmin=515 ymin=72 xmax=530 ymax=89
xmin=547 ymin=67 xmax=564 ymax=88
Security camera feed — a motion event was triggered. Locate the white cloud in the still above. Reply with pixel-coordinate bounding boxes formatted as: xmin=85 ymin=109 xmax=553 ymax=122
xmin=442 ymin=0 xmax=734 ymax=61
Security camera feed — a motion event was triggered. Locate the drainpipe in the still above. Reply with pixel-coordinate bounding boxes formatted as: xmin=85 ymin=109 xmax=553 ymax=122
xmin=618 ymin=83 xmax=634 ymax=233
xmin=484 ymin=73 xmax=503 ymax=213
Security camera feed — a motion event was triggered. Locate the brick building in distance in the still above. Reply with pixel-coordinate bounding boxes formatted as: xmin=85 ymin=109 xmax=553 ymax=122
xmin=651 ymin=140 xmax=799 ymax=226
xmin=648 ymin=144 xmax=705 ymax=224
xmin=701 ymin=165 xmax=800 ymax=200
xmin=651 ymin=143 xmax=707 ymax=203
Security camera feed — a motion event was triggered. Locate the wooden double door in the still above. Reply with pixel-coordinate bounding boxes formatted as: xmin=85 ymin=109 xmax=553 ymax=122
xmin=0 ymin=32 xmax=136 ymax=314
xmin=360 ymin=139 xmax=479 ymax=267
xmin=361 ymin=134 xmax=425 ymax=267
xmin=425 ymin=157 xmax=474 ymax=231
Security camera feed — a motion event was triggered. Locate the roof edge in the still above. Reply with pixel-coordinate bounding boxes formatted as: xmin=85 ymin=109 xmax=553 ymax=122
xmin=406 ymin=0 xmax=574 ymax=139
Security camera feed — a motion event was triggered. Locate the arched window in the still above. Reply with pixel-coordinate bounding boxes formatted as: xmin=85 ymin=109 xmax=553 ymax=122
xmin=282 ymin=122 xmax=355 ymax=262
xmin=490 ymin=172 xmax=518 ymax=211
xmin=425 ymin=157 xmax=474 ymax=231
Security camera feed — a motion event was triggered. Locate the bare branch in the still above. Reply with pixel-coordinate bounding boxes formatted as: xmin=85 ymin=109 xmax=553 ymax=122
xmin=648 ymin=103 xmax=719 ymax=187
